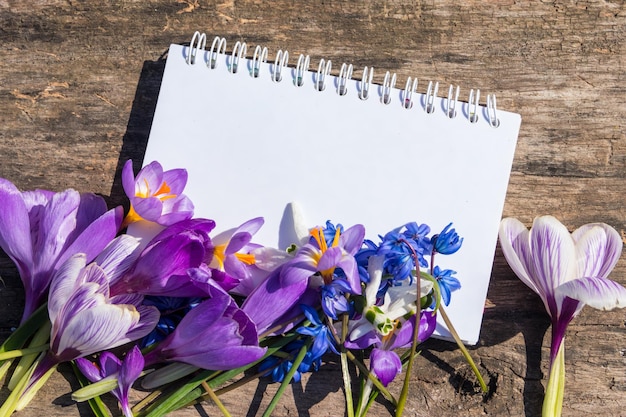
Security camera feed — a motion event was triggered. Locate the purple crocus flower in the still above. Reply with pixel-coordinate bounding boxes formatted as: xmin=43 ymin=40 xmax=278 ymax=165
xmin=110 ymin=219 xmax=219 ymax=298
xmin=499 ymin=216 xmax=626 ymax=416
xmin=121 ymin=160 xmax=194 ymax=228
xmin=143 ymin=293 xmax=266 ymax=370
xmin=0 ymin=178 xmax=123 ymax=322
xmin=204 ymin=217 xmax=265 ymax=292
xmin=281 ymin=223 xmax=365 ymax=294
xmin=241 ymin=265 xmax=312 ymax=336
xmin=75 ymin=345 xmax=145 ymax=417
xmin=23 ymin=254 xmax=158 ymax=399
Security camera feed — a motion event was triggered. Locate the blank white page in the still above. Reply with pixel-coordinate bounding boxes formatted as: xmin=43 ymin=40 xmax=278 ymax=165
xmin=140 ymin=41 xmax=521 ymax=344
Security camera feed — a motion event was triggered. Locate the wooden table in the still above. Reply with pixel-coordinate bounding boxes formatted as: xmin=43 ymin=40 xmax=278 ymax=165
xmin=1 ymin=1 xmax=625 ymax=416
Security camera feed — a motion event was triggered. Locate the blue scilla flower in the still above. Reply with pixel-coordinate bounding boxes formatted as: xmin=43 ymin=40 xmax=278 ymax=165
xmin=320 ymin=279 xmax=354 ymax=320
xmin=297 ymin=304 xmax=339 ymax=360
xmin=432 ymin=223 xmax=463 ymax=255
xmin=379 ymin=230 xmax=428 ymax=274
xmin=258 ymin=340 xmax=321 ymax=383
xmin=140 ymin=296 xmax=203 ymax=348
xmin=322 ymin=220 xmax=344 ymax=244
xmin=355 ymin=239 xmax=379 ymax=284
xmin=402 ymin=222 xmax=433 ymax=254
xmin=433 ymin=265 xmax=461 ymax=306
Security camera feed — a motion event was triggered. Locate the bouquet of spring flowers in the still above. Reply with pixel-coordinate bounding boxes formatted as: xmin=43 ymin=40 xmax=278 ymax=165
xmin=0 ymin=160 xmax=487 ymax=417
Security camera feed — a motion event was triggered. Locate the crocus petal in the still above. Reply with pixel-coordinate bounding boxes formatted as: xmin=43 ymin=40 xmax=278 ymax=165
xmin=555 ymin=276 xmax=626 ymax=311
xmin=100 ymin=351 xmax=122 ymax=377
xmin=94 ymin=235 xmax=142 ymax=286
xmin=35 ymin=190 xmax=81 ymax=270
xmin=144 ymin=294 xmax=266 ymax=370
xmin=317 ymin=247 xmax=342 ymax=272
xmin=346 ymin=327 xmax=380 ymax=349
xmin=250 ymin=247 xmax=292 ymax=271
xmin=124 ymin=305 xmax=160 ymax=341
xmin=177 ymin=345 xmax=267 ymax=370
xmin=280 ymin=260 xmax=317 ymax=287
xmin=121 ymin=160 xmax=137 ymax=198
xmin=118 ymin=345 xmax=144 ymax=398
xmin=336 ymin=255 xmax=361 ymax=295
xmin=57 ymin=206 xmax=124 ymax=267
xmin=0 ymin=179 xmax=34 ymax=269
xmin=55 ymin=304 xmax=142 ymax=360
xmin=499 ymin=218 xmax=541 ymax=296
xmin=116 ymin=233 xmax=207 ymax=296
xmin=370 ymin=348 xmax=402 ymax=386
xmin=74 ymin=193 xmax=110 ymax=234
xmin=48 ymin=254 xmax=88 ymax=324
xmin=242 ymin=266 xmax=309 ymax=335
xmin=134 ymin=197 xmax=165 ymax=222
xmin=529 ymin=216 xmax=577 ymax=296
xmin=74 ymin=357 xmax=103 ymax=382
xmin=161 ymin=168 xmax=188 ymax=195
xmin=135 ymin=161 xmax=164 ymax=193
xmin=390 ymin=311 xmax=437 ymax=349
xmin=339 ymin=224 xmax=366 ymax=255
xmin=573 ymin=223 xmax=623 ymax=280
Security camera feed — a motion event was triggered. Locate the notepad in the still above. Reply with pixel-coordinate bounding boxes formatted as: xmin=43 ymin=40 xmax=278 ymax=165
xmin=138 ymin=33 xmax=521 ymax=344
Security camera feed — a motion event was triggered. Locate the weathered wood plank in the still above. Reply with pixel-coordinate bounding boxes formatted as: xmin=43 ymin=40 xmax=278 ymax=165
xmin=0 ymin=1 xmax=625 ymax=415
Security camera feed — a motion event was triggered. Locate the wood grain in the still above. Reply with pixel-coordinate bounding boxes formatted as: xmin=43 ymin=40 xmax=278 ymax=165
xmin=0 ymin=1 xmax=625 ymax=416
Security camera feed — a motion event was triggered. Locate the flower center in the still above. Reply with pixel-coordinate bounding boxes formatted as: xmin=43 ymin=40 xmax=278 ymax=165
xmin=137 ymin=179 xmax=177 ymax=201
xmin=310 ymin=227 xmax=341 ymax=283
xmin=212 ymin=244 xmax=256 ymax=270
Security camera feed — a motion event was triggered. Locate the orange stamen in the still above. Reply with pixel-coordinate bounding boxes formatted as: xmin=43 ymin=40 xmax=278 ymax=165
xmin=235 ymin=252 xmax=256 ymax=265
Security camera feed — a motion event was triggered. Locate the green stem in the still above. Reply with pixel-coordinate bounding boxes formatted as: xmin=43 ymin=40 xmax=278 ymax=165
xmin=395 ymin=310 xmax=421 ymax=417
xmin=0 ymin=304 xmax=49 ymax=382
xmin=261 ymin=339 xmax=312 ymax=417
xmin=341 ymin=350 xmax=355 ymax=417
xmin=201 ymin=381 xmax=232 ymax=417
xmin=138 ymin=339 xmax=296 ymax=417
xmin=9 ymin=320 xmax=51 ymax=390
xmin=542 ymin=342 xmax=565 ymax=417
xmin=439 ymin=306 xmax=488 ymax=393
xmin=341 ymin=313 xmax=355 ymax=417
xmin=345 ymin=351 xmax=396 ymax=405
xmin=0 ymin=344 xmax=50 ymax=361
xmin=357 ymin=379 xmax=373 ymax=417
xmin=0 ymin=358 xmax=35 ymax=417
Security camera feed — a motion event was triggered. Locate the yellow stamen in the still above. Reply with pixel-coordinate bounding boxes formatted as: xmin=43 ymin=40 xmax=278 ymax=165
xmin=309 ymin=227 xmax=342 ymax=284
xmin=212 ymin=244 xmax=226 ymax=270
xmin=331 ymin=227 xmax=341 ymax=248
xmin=121 ymin=204 xmax=143 ymax=229
xmin=136 ymin=178 xmax=151 ymax=198
xmin=136 ymin=179 xmax=176 ymax=202
xmin=210 ymin=244 xmax=256 ymax=269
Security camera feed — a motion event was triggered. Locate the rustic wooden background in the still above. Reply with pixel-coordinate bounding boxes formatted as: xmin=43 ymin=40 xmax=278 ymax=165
xmin=1 ymin=1 xmax=625 ymax=416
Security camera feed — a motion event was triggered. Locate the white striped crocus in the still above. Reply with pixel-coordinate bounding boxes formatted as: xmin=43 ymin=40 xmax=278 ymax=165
xmin=11 ymin=252 xmax=159 ymax=413
xmin=499 ymin=216 xmax=626 ymax=417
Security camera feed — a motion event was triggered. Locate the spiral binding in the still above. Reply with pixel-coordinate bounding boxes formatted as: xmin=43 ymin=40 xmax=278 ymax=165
xmin=186 ymin=32 xmax=501 ymax=127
